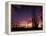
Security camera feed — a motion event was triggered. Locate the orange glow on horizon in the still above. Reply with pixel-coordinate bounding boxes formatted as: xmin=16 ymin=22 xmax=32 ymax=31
xmin=15 ymin=21 xmax=32 ymax=28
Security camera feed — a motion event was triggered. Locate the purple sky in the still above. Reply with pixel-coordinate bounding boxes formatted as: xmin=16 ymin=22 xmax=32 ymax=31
xmin=11 ymin=5 xmax=42 ymax=24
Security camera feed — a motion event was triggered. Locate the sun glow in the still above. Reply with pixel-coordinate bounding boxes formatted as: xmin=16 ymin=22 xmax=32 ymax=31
xmin=15 ymin=21 xmax=32 ymax=28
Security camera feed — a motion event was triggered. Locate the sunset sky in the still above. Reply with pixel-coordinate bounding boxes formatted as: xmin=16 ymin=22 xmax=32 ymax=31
xmin=11 ymin=5 xmax=42 ymax=25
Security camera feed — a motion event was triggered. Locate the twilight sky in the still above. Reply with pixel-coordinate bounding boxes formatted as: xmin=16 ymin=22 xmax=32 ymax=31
xmin=11 ymin=5 xmax=42 ymax=24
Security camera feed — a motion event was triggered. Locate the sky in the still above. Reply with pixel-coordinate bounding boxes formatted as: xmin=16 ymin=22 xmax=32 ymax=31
xmin=11 ymin=5 xmax=42 ymax=24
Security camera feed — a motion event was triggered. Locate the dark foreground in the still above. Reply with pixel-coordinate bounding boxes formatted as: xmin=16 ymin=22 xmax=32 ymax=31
xmin=11 ymin=27 xmax=43 ymax=32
